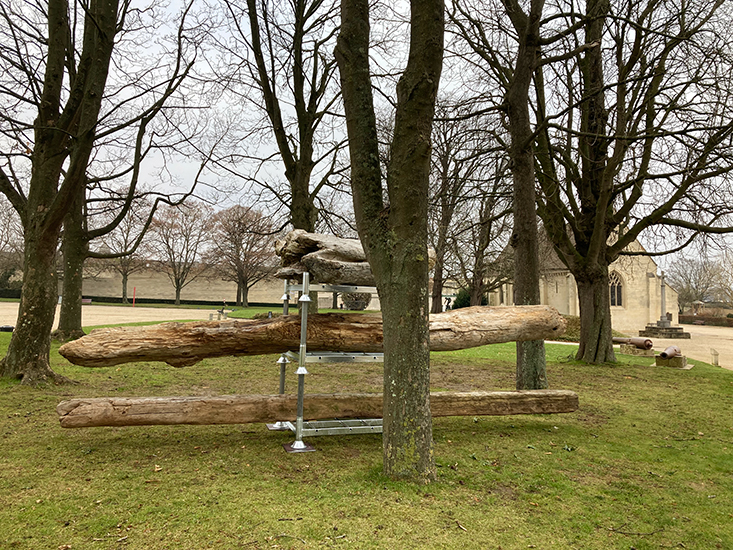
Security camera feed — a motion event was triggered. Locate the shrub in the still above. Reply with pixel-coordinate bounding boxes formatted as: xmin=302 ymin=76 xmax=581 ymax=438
xmin=341 ymin=292 xmax=372 ymax=310
xmin=451 ymin=289 xmax=487 ymax=309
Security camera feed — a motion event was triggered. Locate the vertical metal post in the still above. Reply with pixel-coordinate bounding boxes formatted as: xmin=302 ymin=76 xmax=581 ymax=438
xmin=284 ymin=273 xmax=315 ymax=452
xmin=266 ymin=354 xmax=290 ymax=431
xmin=281 ymin=280 xmax=290 ymax=315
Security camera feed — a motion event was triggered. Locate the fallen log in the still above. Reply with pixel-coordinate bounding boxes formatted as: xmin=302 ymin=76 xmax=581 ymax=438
xmin=58 ymin=305 xmax=566 ymax=368
xmin=57 ymin=389 xmax=579 ymax=428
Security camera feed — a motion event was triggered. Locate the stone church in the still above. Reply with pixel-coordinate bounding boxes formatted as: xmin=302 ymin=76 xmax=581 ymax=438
xmin=491 ymin=239 xmax=679 ymax=334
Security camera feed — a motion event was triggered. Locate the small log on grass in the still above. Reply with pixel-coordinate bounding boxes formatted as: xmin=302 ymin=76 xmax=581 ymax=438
xmin=58 ymin=305 xmax=566 ymax=368
xmin=57 ymin=389 xmax=579 ymax=428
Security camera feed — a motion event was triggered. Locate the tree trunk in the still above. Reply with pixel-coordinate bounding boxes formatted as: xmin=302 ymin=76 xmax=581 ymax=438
xmin=55 ymin=183 xmax=87 ymax=341
xmin=241 ymin=282 xmax=250 ymax=308
xmin=336 ymin=0 xmax=443 ymax=482
xmin=289 ymin=164 xmax=317 ymax=233
xmin=236 ymin=282 xmax=242 ymax=307
xmin=174 ymin=287 xmax=181 ymax=305
xmin=0 ymin=229 xmax=67 ymax=384
xmin=505 ymin=0 xmax=548 ymax=390
xmin=431 ymin=261 xmax=445 ymax=313
xmin=575 ymin=268 xmax=616 ymax=363
xmin=121 ymin=272 xmax=129 ymax=304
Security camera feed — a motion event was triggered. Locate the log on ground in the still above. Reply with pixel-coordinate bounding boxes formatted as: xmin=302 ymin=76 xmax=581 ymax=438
xmin=58 ymin=305 xmax=567 ymax=368
xmin=57 ymin=389 xmax=579 ymax=428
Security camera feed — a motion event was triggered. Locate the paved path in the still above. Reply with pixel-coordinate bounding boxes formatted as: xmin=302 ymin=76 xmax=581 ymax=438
xmin=0 ymin=303 xmax=731 ymax=371
xmin=0 ymin=302 xmax=216 ymax=330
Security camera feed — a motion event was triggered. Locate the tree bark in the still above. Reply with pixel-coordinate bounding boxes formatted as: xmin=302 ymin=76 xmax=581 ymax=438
xmin=504 ymin=0 xmax=548 ymax=390
xmin=575 ymin=268 xmax=616 ymax=363
xmin=0 ymin=231 xmax=65 ymax=384
xmin=57 ymin=389 xmax=579 ymax=428
xmin=0 ymin=0 xmax=119 ymax=384
xmin=59 ymin=305 xmax=565 ymax=366
xmin=55 ymin=182 xmax=87 ymax=341
xmin=336 ymin=0 xmax=444 ymax=482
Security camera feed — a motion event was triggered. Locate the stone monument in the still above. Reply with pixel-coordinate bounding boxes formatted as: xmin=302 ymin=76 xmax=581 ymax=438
xmin=639 ymin=271 xmax=690 ymax=339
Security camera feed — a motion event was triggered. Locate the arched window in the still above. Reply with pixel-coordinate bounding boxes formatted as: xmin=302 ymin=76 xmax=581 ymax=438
xmin=609 ymin=271 xmax=623 ymax=307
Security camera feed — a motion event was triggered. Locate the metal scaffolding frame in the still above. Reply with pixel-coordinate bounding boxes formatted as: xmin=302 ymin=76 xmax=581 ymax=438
xmin=266 ymin=273 xmax=384 ymax=453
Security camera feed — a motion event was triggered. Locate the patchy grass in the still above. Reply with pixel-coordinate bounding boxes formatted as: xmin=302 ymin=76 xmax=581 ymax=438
xmin=553 ymin=315 xmax=630 ymax=342
xmin=1 ymin=329 xmax=732 ymax=549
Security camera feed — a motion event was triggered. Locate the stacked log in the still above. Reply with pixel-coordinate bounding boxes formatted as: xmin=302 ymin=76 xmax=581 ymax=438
xmin=58 ymin=305 xmax=567 ymax=368
xmin=57 ymin=390 xmax=580 ymax=428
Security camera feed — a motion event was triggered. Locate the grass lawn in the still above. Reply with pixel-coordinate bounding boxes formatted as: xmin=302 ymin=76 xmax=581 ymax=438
xmin=1 ymin=325 xmax=732 ymax=549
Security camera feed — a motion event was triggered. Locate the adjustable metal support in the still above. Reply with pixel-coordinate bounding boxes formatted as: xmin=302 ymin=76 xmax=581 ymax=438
xmin=284 ymin=273 xmax=316 ymax=452
xmin=266 ymin=354 xmax=290 ymax=431
xmin=281 ymin=279 xmax=290 ymax=316
xmin=275 ymin=272 xmax=383 ymax=451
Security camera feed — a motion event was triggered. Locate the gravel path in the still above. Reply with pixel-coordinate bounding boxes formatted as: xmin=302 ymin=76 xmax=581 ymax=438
xmin=0 ymin=302 xmax=216 ymax=330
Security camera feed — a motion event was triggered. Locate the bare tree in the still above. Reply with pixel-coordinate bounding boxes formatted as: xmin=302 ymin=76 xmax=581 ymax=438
xmin=428 ymin=100 xmax=511 ymax=312
xmin=336 ymin=0 xmax=444 ymax=481
xmin=209 ymin=0 xmax=346 ymax=232
xmin=205 ymin=205 xmax=277 ymax=307
xmin=666 ymin=256 xmax=721 ymax=312
xmin=96 ymin=196 xmax=156 ymax=305
xmin=0 ymin=0 xmax=124 ymax=383
xmin=452 ymin=0 xmax=733 ymax=364
xmin=150 ymin=202 xmax=213 ymax=305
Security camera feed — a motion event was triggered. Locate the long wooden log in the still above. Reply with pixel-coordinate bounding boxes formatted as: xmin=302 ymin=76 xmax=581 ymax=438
xmin=57 ymin=389 xmax=579 ymax=428
xmin=58 ymin=305 xmax=566 ymax=368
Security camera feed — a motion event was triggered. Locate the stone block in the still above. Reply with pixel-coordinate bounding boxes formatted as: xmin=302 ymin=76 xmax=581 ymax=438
xmin=655 ymin=355 xmax=690 ymax=369
xmin=620 ymin=344 xmax=654 ymax=356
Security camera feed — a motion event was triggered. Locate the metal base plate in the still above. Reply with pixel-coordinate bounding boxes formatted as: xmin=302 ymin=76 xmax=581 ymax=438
xmin=283 ymin=441 xmax=316 ymax=453
xmin=266 ymin=422 xmax=291 ymax=431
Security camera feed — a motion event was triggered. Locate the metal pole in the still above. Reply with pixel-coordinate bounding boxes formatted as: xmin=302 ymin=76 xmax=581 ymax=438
xmin=281 ymin=280 xmax=290 ymax=316
xmin=266 ymin=354 xmax=290 ymax=431
xmin=284 ymin=272 xmax=315 ymax=452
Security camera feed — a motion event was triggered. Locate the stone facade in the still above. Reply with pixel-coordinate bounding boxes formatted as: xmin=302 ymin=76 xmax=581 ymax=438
xmin=490 ymin=240 xmax=680 ymax=335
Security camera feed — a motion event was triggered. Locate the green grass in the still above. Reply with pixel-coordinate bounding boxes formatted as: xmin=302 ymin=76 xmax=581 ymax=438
xmin=1 ymin=328 xmax=732 ymax=549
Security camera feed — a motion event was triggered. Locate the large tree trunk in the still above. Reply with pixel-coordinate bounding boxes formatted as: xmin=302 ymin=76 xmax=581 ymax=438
xmin=0 ymin=230 xmax=67 ymax=384
xmin=58 ymin=389 xmax=580 ymax=428
xmin=336 ymin=0 xmax=443 ymax=481
xmin=59 ymin=306 xmax=566 ymax=368
xmin=55 ymin=183 xmax=87 ymax=341
xmin=505 ymin=0 xmax=548 ymax=390
xmin=289 ymin=164 xmax=317 ymax=232
xmin=575 ymin=268 xmax=616 ymax=363
xmin=0 ymin=0 xmax=119 ymax=384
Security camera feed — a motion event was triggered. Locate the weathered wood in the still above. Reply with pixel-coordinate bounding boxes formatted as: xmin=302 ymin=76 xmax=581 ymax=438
xmin=58 ymin=305 xmax=567 ymax=368
xmin=274 ymin=229 xmax=435 ymax=284
xmin=57 ymin=389 xmax=579 ymax=428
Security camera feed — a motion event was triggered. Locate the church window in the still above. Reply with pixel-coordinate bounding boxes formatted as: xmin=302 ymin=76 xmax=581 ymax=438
xmin=609 ymin=271 xmax=623 ymax=307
